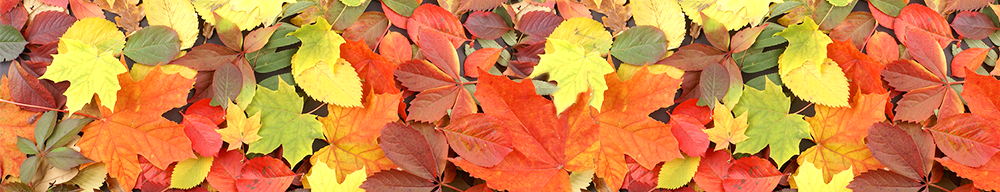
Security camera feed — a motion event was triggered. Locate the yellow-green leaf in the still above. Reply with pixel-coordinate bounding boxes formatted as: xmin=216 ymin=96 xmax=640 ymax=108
xmin=657 ymin=156 xmax=700 ymax=189
xmin=791 ymin=160 xmax=853 ymax=192
xmin=631 ymin=0 xmax=686 ymax=49
xmin=546 ymin=17 xmax=613 ymax=54
xmin=193 ymin=0 xmax=294 ymax=30
xmin=169 ymin=156 xmax=214 ymax=189
xmin=144 ymin=0 xmax=200 ymax=49
xmin=295 ymin=59 xmax=363 ymax=107
xmin=247 ymin=77 xmax=324 ymax=165
xmin=58 ymin=17 xmax=125 ymax=55
xmin=304 ymin=161 xmax=366 ymax=192
xmin=217 ymin=101 xmax=263 ymax=151
xmin=704 ymin=100 xmax=750 ymax=151
xmin=781 ymin=59 xmax=850 ymax=107
xmin=40 ymin=38 xmax=128 ymax=113
xmin=288 ymin=17 xmax=346 ymax=77
xmin=776 ymin=17 xmax=832 ymax=76
xmin=530 ymin=38 xmax=615 ymax=113
xmin=734 ymin=77 xmax=811 ymax=166
xmin=340 ymin=0 xmax=364 ymax=6
xmin=679 ymin=0 xmax=781 ymax=30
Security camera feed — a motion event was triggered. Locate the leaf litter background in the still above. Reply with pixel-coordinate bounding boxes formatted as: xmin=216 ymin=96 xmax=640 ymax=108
xmin=3 ymin=0 xmax=1000 ymax=191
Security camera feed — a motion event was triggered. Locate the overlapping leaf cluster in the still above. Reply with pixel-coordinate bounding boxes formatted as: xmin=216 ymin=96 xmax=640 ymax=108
xmin=3 ymin=0 xmax=1000 ymax=191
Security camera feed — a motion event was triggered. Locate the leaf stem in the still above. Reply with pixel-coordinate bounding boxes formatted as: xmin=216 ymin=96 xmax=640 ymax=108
xmin=0 ymin=98 xmax=100 ymax=119
xmin=306 ymin=104 xmax=325 ymax=114
xmin=792 ymin=103 xmax=813 ymax=115
xmin=441 ymin=183 xmax=463 ymax=191
xmin=947 ymin=81 xmax=965 ymax=85
xmin=460 ymin=81 xmax=478 ymax=85
xmin=928 ymin=183 xmax=951 ymax=192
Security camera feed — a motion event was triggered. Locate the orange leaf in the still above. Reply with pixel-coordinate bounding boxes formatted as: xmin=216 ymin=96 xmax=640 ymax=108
xmin=893 ymin=4 xmax=954 ymax=48
xmin=928 ymin=114 xmax=1000 ymax=167
xmin=463 ymin=48 xmax=503 ymax=78
xmin=310 ymin=92 xmax=402 ymax=182
xmin=963 ymin=71 xmax=1000 ymax=125
xmin=950 ymin=48 xmax=989 ymax=78
xmin=865 ymin=31 xmax=899 ymax=64
xmin=378 ymin=31 xmax=412 ymax=64
xmin=406 ymin=4 xmax=467 ymax=48
xmin=76 ymin=66 xmax=196 ymax=190
xmin=938 ymin=153 xmax=1000 ymax=191
xmin=0 ymin=75 xmax=41 ymax=178
xmin=798 ymin=92 xmax=888 ymax=182
xmin=341 ymin=39 xmax=400 ymax=95
xmin=828 ymin=39 xmax=886 ymax=95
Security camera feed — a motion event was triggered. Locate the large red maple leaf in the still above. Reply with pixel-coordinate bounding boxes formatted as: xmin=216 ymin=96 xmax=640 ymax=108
xmin=76 ymin=66 xmax=196 ymax=190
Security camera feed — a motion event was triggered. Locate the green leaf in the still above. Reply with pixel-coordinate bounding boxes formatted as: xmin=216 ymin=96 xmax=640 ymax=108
xmin=657 ymin=156 xmax=700 ymax=189
xmin=339 ymin=0 xmax=364 ymax=6
xmin=383 ymin=0 xmax=419 ymax=17
xmin=124 ymin=26 xmax=182 ymax=65
xmin=248 ymin=48 xmax=296 ymax=73
xmin=44 ymin=118 xmax=93 ymax=152
xmin=733 ymin=77 xmax=810 ymax=166
xmin=282 ymin=1 xmax=316 ymax=20
xmin=262 ymin=23 xmax=301 ymax=50
xmin=0 ymin=182 xmax=32 ymax=192
xmin=735 ymin=48 xmax=782 ymax=73
xmin=246 ymin=77 xmax=323 ymax=165
xmin=870 ymin=0 xmax=905 ymax=17
xmin=828 ymin=0 xmax=850 ymax=6
xmin=0 ymin=24 xmax=27 ymax=62
xmin=170 ymin=156 xmax=213 ymax=189
xmin=611 ymin=26 xmax=669 ymax=65
xmin=19 ymin=156 xmax=39 ymax=184
xmin=33 ymin=111 xmax=58 ymax=149
xmin=16 ymin=137 xmax=38 ymax=155
xmin=746 ymin=73 xmax=783 ymax=90
xmin=260 ymin=73 xmax=295 ymax=90
xmin=45 ymin=147 xmax=93 ymax=169
xmin=749 ymin=22 xmax=787 ymax=49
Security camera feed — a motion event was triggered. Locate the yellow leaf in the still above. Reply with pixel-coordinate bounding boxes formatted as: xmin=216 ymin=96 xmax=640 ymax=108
xmin=704 ymin=100 xmax=750 ymax=151
xmin=775 ymin=17 xmax=832 ymax=76
xmin=129 ymin=64 xmax=197 ymax=81
xmin=193 ymin=0 xmax=293 ymax=30
xmin=657 ymin=156 xmax=700 ymax=189
xmin=169 ymin=156 xmax=214 ymax=189
xmin=66 ymin=163 xmax=107 ymax=191
xmin=295 ymin=59 xmax=363 ymax=107
xmin=631 ymin=0 xmax=686 ymax=49
xmin=41 ymin=38 xmax=128 ymax=113
xmin=217 ymin=101 xmax=263 ymax=151
xmin=547 ymin=17 xmax=613 ymax=54
xmin=305 ymin=161 xmax=366 ymax=192
xmin=569 ymin=169 xmax=595 ymax=190
xmin=530 ymin=38 xmax=615 ymax=113
xmin=781 ymin=59 xmax=850 ymax=107
xmin=289 ymin=17 xmax=346 ymax=77
xmin=144 ymin=0 xmax=200 ymax=49
xmin=791 ymin=160 xmax=854 ymax=192
xmin=58 ymin=17 xmax=125 ymax=55
xmin=680 ymin=0 xmax=781 ymax=30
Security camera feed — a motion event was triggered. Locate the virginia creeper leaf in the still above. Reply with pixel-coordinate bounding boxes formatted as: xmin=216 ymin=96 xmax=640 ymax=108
xmin=867 ymin=122 xmax=932 ymax=181
xmin=928 ymin=114 xmax=1000 ymax=167
xmin=952 ymin=11 xmax=996 ymax=40
xmin=894 ymin=4 xmax=955 ymax=47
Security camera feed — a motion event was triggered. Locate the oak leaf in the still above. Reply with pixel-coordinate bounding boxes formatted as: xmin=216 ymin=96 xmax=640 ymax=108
xmin=733 ymin=77 xmax=810 ymax=166
xmin=531 ymin=38 xmax=614 ymax=113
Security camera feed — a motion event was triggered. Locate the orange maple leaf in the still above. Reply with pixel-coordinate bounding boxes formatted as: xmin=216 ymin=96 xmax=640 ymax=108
xmin=76 ymin=66 xmax=196 ymax=190
xmin=798 ymin=92 xmax=888 ymax=182
xmin=0 ymin=76 xmax=41 ymax=178
xmin=310 ymin=92 xmax=402 ymax=182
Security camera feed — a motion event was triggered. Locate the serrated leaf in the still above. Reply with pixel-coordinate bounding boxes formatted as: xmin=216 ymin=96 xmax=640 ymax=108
xmin=799 ymin=93 xmax=887 ymax=182
xmin=217 ymin=101 xmax=262 ymax=151
xmin=657 ymin=156 xmax=700 ymax=189
xmin=144 ymin=0 xmax=198 ymax=49
xmin=928 ymin=114 xmax=1000 ymax=167
xmin=169 ymin=156 xmax=213 ymax=189
xmin=531 ymin=38 xmax=614 ymax=113
xmin=776 ymin=17 xmax=832 ymax=76
xmin=953 ymin=11 xmax=997 ymax=40
xmin=791 ymin=160 xmax=853 ymax=191
xmin=704 ymin=101 xmax=749 ymax=151
xmin=782 ymin=59 xmax=850 ymax=107
xmin=304 ymin=161 xmax=365 ymax=192
xmin=441 ymin=114 xmax=513 ymax=167
xmin=611 ymin=26 xmax=668 ymax=65
xmin=246 ymin=77 xmax=323 ymax=166
xmin=42 ymin=38 xmax=127 ymax=113
xmin=311 ymin=92 xmax=401 ymax=183
xmin=124 ymin=26 xmax=181 ymax=65
xmin=733 ymin=77 xmax=810 ymax=166
xmin=632 ymin=0 xmax=684 ymax=49
xmin=894 ymin=4 xmax=955 ymax=48
xmin=289 ymin=18 xmax=363 ymax=107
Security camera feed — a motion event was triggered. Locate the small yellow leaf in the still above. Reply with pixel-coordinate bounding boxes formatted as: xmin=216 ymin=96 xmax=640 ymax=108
xmin=295 ymin=59 xmax=364 ymax=107
xmin=288 ymin=17 xmax=347 ymax=77
xmin=218 ymin=101 xmax=263 ymax=151
xmin=791 ymin=160 xmax=854 ymax=192
xmin=305 ymin=161 xmax=366 ymax=192
xmin=547 ymin=17 xmax=613 ymax=54
xmin=704 ymin=100 xmax=750 ymax=151
xmin=776 ymin=17 xmax=832 ymax=76
xmin=782 ymin=59 xmax=850 ymax=107
xmin=129 ymin=64 xmax=197 ymax=81
xmin=169 ymin=156 xmax=214 ymax=189
xmin=631 ymin=0 xmax=686 ymax=49
xmin=657 ymin=156 xmax=700 ymax=189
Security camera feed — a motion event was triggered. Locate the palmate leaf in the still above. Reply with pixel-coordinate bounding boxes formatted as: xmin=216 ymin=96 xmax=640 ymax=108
xmin=798 ymin=92 xmax=887 ymax=182
xmin=245 ymin=77 xmax=323 ymax=166
xmin=733 ymin=77 xmax=810 ymax=167
xmin=311 ymin=92 xmax=401 ymax=183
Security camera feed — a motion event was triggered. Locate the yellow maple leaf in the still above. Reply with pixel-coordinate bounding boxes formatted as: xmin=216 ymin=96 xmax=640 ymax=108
xmin=58 ymin=17 xmax=125 ymax=55
xmin=217 ymin=101 xmax=263 ymax=151
xmin=631 ymin=0 xmax=686 ymax=49
xmin=704 ymin=100 xmax=749 ymax=151
xmin=530 ymin=38 xmax=615 ymax=113
xmin=304 ymin=161 xmax=366 ymax=192
xmin=546 ymin=17 xmax=613 ymax=54
xmin=791 ymin=160 xmax=854 ymax=192
xmin=144 ymin=0 xmax=200 ymax=49
xmin=310 ymin=92 xmax=401 ymax=183
xmin=41 ymin=38 xmax=128 ymax=113
xmin=782 ymin=59 xmax=850 ymax=107
xmin=680 ymin=0 xmax=782 ymax=30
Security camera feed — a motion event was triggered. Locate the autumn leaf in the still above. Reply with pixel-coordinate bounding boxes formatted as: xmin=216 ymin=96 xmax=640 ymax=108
xmin=361 ymin=122 xmax=450 ymax=191
xmin=531 ymin=38 xmax=613 ymax=113
xmin=865 ymin=31 xmax=900 ymax=64
xmin=463 ymin=47 xmax=503 ymax=78
xmin=311 ymin=92 xmax=401 ymax=183
xmin=610 ymin=26 xmax=669 ymax=65
xmin=245 ymin=77 xmax=323 ymax=166
xmin=951 ymin=11 xmax=996 ymax=40
xmin=703 ymin=100 xmax=749 ymax=151
xmin=0 ymin=76 xmax=40 ymax=178
xmin=882 ymin=58 xmax=962 ymax=122
xmin=440 ymin=114 xmax=513 ymax=167
xmin=938 ymin=153 xmax=1000 ymax=191
xmin=288 ymin=17 xmax=363 ymax=107
xmin=798 ymin=92 xmax=887 ymax=182
xmin=406 ymin=4 xmax=466 ymax=48
xmin=182 ymin=114 xmax=223 ymax=157
xmin=724 ymin=156 xmax=783 ymax=191
xmin=777 ymin=18 xmax=849 ymax=107
xmin=340 ymin=39 xmax=399 ymax=95
xmin=206 ymin=150 xmax=296 ymax=192
xmin=827 ymin=39 xmax=886 ymax=94
xmin=464 ymin=11 xmax=509 ymax=40
xmin=193 ymin=0 xmax=294 ymax=30
xmin=631 ymin=0 xmax=684 ymax=49
xmin=169 ymin=156 xmax=213 ymax=189
xmin=791 ymin=160 xmax=853 ymax=192
xmin=927 ymin=114 xmax=1000 ymax=167
xmin=76 ymin=66 xmax=196 ymax=190
xmin=776 ymin=18 xmax=832 ymax=76
xmin=963 ymin=71 xmax=1000 ymax=125
xmin=144 ymin=0 xmax=199 ymax=49
xmin=41 ymin=17 xmax=127 ymax=113
xmin=679 ymin=0 xmax=780 ymax=30
xmin=305 ymin=161 xmax=365 ymax=192
xmin=733 ymin=77 xmax=810 ymax=167
xmin=22 ymin=11 xmax=74 ymax=45
xmin=951 ymin=48 xmax=990 ymax=78
xmin=893 ymin=4 xmax=954 ymax=47
xmin=657 ymin=156 xmax=700 ymax=189
xmin=394 ymin=29 xmax=476 ymax=122
xmin=216 ymin=101 xmax=262 ymax=151
xmin=866 ymin=122 xmax=934 ymax=182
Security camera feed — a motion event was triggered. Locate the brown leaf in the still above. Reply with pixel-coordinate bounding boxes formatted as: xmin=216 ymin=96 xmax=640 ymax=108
xmin=951 ymin=11 xmax=997 ymax=40
xmin=343 ymin=12 xmax=390 ymax=49
xmin=830 ymin=12 xmax=876 ymax=49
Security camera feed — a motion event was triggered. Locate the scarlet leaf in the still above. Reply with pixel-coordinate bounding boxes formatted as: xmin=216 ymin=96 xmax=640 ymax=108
xmin=829 ymin=11 xmax=875 ymax=49
xmin=867 ymin=122 xmax=931 ymax=181
xmin=904 ymin=29 xmax=948 ymax=79
xmin=441 ymin=114 xmax=513 ymax=167
xmin=0 ymin=5 xmax=27 ymax=31
xmin=395 ymin=29 xmax=476 ymax=122
xmin=184 ymin=99 xmax=225 ymax=125
xmin=928 ymin=114 xmax=1000 ymax=167
xmin=659 ymin=43 xmax=726 ymax=71
xmin=963 ymin=71 xmax=1000 ymax=125
xmin=182 ymin=115 xmax=222 ymax=157
xmin=846 ymin=170 xmax=923 ymax=191
xmin=516 ymin=11 xmax=564 ymax=44
xmin=236 ymin=157 xmax=296 ymax=192
xmin=670 ymin=114 xmax=710 ymax=157
xmin=23 ymin=11 xmax=75 ymax=45
xmin=465 ymin=11 xmax=509 ymax=40
xmin=952 ymin=11 xmax=996 ymax=40
xmin=341 ymin=39 xmax=400 ymax=95
xmin=623 ymin=156 xmax=660 ymax=192
xmin=951 ymin=48 xmax=990 ymax=77
xmin=457 ymin=0 xmax=504 ymax=12
xmin=937 ymin=153 xmax=1000 ymax=191
xmin=827 ymin=39 xmax=886 ymax=94
xmin=407 ymin=4 xmax=466 ymax=48
xmin=693 ymin=150 xmax=733 ymax=192
xmin=7 ymin=61 xmax=64 ymax=112
xmin=865 ymin=32 xmax=899 ymax=64
xmin=463 ymin=47 xmax=503 ymax=78
xmin=868 ymin=1 xmax=896 ymax=28
xmin=723 ymin=156 xmax=782 ymax=192
xmin=671 ymin=99 xmax=712 ymax=125
xmin=893 ymin=4 xmax=954 ymax=48
xmin=378 ymin=31 xmax=412 ymax=64
xmin=945 ymin=0 xmax=992 ymax=13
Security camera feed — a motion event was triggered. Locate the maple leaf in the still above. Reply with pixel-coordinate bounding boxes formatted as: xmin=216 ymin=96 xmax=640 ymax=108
xmin=340 ymin=39 xmax=399 ymax=95
xmin=938 ymin=153 xmax=1000 ymax=191
xmin=671 ymin=114 xmax=711 ymax=157
xmin=75 ymin=66 xmax=196 ymax=190
xmin=561 ymin=66 xmax=684 ymax=190
xmin=244 ymin=77 xmax=323 ymax=166
xmin=791 ymin=160 xmax=853 ymax=192
xmin=144 ymin=0 xmax=199 ymax=49
xmin=216 ymin=101 xmax=262 ymax=151
xmin=288 ymin=17 xmax=363 ymax=107
xmin=0 ymin=76 xmax=41 ymax=178
xmin=530 ymin=38 xmax=613 ymax=113
xmin=798 ymin=92 xmax=887 ymax=182
xmin=679 ymin=0 xmax=780 ymax=30
xmin=733 ymin=77 xmax=810 ymax=166
xmin=305 ymin=161 xmax=365 ymax=192
xmin=703 ymin=100 xmax=749 ymax=151
xmin=775 ymin=18 xmax=832 ymax=76
xmin=311 ymin=92 xmax=401 ymax=183
xmin=41 ymin=17 xmax=127 ymax=113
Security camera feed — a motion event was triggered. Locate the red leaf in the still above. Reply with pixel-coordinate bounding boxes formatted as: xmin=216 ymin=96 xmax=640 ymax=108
xmin=882 ymin=56 xmax=962 ymax=122
xmin=465 ymin=11 xmax=509 ymax=40
xmin=458 ymin=0 xmax=505 ymax=12
xmin=381 ymin=2 xmax=408 ymax=29
xmin=516 ymin=11 xmax=564 ymax=44
xmin=945 ymin=0 xmax=992 ymax=13
xmin=206 ymin=150 xmax=244 ymax=192
xmin=378 ymin=31 xmax=412 ymax=64
xmin=0 ymin=5 xmax=27 ymax=31
xmin=893 ymin=4 xmax=954 ymax=48
xmin=657 ymin=43 xmax=726 ymax=71
xmin=556 ymin=0 xmax=590 ymax=20
xmin=380 ymin=122 xmax=445 ymax=180
xmin=417 ymin=28 xmax=462 ymax=80
xmin=395 ymin=60 xmax=476 ymax=122
xmin=723 ymin=156 xmax=782 ymax=192
xmin=846 ymin=170 xmax=924 ymax=191
xmin=671 ymin=99 xmax=712 ymax=125
xmin=866 ymin=122 xmax=931 ymax=181
xmin=827 ymin=39 xmax=886 ymax=94
xmin=963 ymin=71 xmax=1000 ymax=125
xmin=407 ymin=4 xmax=466 ymax=48
xmin=26 ymin=42 xmax=57 ymax=63
xmin=39 ymin=0 xmax=67 ymax=8
xmin=464 ymin=48 xmax=503 ymax=78
xmin=24 ymin=11 xmax=76 ymax=45
xmin=0 ymin=0 xmax=15 ymax=13
xmin=865 ymin=32 xmax=899 ymax=64
xmin=830 ymin=12 xmax=875 ymax=49
xmin=7 ymin=61 xmax=64 ymax=112
xmin=928 ymin=114 xmax=1000 ymax=167
xmin=868 ymin=1 xmax=894 ymax=29
xmin=670 ymin=114 xmax=710 ymax=157
xmin=693 ymin=137 xmax=735 ymax=192
xmin=341 ymin=39 xmax=400 ymax=95
xmin=937 ymin=153 xmax=1000 ymax=191
xmin=137 ymin=157 xmax=173 ymax=192
xmin=360 ymin=169 xmax=437 ymax=191
xmin=951 ymin=48 xmax=990 ymax=77
xmin=441 ymin=114 xmax=513 ymax=167
xmin=236 ymin=156 xmax=296 ymax=192
xmin=464 ymin=184 xmax=491 ymax=192
xmin=184 ymin=99 xmax=225 ymax=125
xmin=171 ymin=43 xmax=239 ymax=71
xmin=343 ymin=12 xmax=389 ymax=49
xmin=903 ymin=29 xmax=948 ymax=79
xmin=182 ymin=115 xmax=223 ymax=157
xmin=952 ymin=11 xmax=996 ymax=40
xmin=68 ymin=0 xmax=103 ymax=19
xmin=622 ymin=156 xmax=660 ymax=192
